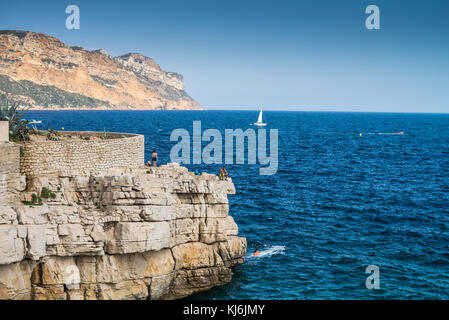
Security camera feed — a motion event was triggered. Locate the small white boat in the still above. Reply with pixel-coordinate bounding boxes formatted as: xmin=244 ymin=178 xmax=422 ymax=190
xmin=253 ymin=109 xmax=266 ymax=127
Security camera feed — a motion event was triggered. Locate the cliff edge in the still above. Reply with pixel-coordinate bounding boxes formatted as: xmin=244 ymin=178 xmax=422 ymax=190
xmin=0 ymin=140 xmax=246 ymax=300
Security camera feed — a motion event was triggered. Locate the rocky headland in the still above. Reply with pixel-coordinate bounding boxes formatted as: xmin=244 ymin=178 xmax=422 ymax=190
xmin=0 ymin=131 xmax=246 ymax=300
xmin=0 ymin=30 xmax=203 ymax=110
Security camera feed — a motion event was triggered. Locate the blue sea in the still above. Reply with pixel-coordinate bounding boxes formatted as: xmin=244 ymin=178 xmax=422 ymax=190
xmin=25 ymin=110 xmax=449 ymax=299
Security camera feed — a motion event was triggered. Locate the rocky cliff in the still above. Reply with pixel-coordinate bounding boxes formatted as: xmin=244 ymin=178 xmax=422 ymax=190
xmin=0 ymin=30 xmax=203 ymax=110
xmin=0 ymin=147 xmax=246 ymax=299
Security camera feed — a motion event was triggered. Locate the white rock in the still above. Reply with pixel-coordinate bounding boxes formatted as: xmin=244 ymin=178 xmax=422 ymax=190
xmin=17 ymin=204 xmax=49 ymax=224
xmin=26 ymin=225 xmax=47 ymax=260
xmin=89 ymin=225 xmax=106 ymax=242
xmin=106 ymin=221 xmax=170 ymax=254
xmin=46 ymin=224 xmax=60 ymax=245
xmin=140 ymin=205 xmax=174 ymax=221
xmin=0 ymin=206 xmax=17 ymax=224
xmin=13 ymin=176 xmax=27 ymax=192
xmin=0 ymin=225 xmax=25 ymax=265
xmin=17 ymin=225 xmax=27 ymax=238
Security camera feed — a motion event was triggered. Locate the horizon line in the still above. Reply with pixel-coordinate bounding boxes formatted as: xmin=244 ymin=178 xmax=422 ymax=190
xmin=203 ymin=108 xmax=449 ymax=114
xmin=25 ymin=108 xmax=449 ymax=115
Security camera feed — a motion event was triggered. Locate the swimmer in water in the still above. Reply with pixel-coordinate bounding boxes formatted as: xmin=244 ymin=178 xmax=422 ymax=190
xmin=253 ymin=249 xmax=260 ymax=257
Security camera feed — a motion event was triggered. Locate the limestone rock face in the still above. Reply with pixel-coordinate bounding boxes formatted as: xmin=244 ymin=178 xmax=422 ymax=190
xmin=0 ymin=225 xmax=26 ymax=264
xmin=0 ymin=30 xmax=203 ymax=110
xmin=0 ymin=163 xmax=246 ymax=300
xmin=105 ymin=221 xmax=170 ymax=254
xmin=0 ymin=143 xmax=21 ymax=205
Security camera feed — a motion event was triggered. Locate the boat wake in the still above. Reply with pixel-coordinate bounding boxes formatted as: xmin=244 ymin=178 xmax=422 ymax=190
xmin=247 ymin=245 xmax=285 ymax=259
xmin=365 ymin=132 xmax=404 ymax=135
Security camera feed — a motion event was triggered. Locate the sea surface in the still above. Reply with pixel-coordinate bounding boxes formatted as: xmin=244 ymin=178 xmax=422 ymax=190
xmin=25 ymin=110 xmax=449 ymax=299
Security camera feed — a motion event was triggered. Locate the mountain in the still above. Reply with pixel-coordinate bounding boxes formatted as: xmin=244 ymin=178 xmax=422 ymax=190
xmin=0 ymin=30 xmax=203 ymax=110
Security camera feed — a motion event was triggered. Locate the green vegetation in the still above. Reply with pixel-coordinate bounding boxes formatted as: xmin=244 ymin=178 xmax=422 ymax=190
xmin=45 ymin=128 xmax=62 ymax=141
xmin=32 ymin=193 xmax=40 ymax=203
xmin=40 ymin=187 xmax=56 ymax=199
xmin=41 ymin=58 xmax=78 ymax=69
xmin=23 ymin=193 xmax=43 ymax=206
xmin=103 ymin=128 xmax=111 ymax=140
xmin=0 ymin=30 xmax=28 ymax=39
xmin=0 ymin=98 xmax=30 ymax=141
xmin=90 ymin=75 xmax=117 ymax=87
xmin=143 ymin=78 xmax=185 ymax=102
xmin=0 ymin=74 xmax=112 ymax=109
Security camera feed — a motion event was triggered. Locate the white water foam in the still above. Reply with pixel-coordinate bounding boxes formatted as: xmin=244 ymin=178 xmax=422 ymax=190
xmin=365 ymin=132 xmax=404 ymax=135
xmin=247 ymin=245 xmax=285 ymax=259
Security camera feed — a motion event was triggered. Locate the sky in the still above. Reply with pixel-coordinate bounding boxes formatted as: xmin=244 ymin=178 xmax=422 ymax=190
xmin=1 ymin=0 xmax=448 ymax=112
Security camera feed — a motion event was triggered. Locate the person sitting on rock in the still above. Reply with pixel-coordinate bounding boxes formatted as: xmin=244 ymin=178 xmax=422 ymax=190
xmin=219 ymin=166 xmax=228 ymax=180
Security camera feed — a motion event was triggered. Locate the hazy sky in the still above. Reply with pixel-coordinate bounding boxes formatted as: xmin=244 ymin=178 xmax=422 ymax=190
xmin=1 ymin=0 xmax=448 ymax=112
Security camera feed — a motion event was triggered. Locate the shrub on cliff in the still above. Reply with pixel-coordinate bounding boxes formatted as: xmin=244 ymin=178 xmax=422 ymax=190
xmin=0 ymin=97 xmax=30 ymax=141
xmin=41 ymin=187 xmax=56 ymax=199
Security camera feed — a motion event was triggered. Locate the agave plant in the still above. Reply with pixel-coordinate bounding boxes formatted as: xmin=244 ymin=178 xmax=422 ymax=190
xmin=0 ymin=99 xmax=30 ymax=141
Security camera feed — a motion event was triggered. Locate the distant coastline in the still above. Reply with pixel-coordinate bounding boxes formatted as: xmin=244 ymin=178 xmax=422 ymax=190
xmin=26 ymin=107 xmax=206 ymax=111
xmin=0 ymin=30 xmax=203 ymax=111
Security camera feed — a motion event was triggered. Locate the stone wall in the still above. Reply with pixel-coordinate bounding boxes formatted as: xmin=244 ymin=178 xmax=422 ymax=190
xmin=0 ymin=163 xmax=246 ymax=300
xmin=0 ymin=142 xmax=23 ymax=206
xmin=0 ymin=122 xmax=8 ymax=142
xmin=20 ymin=132 xmax=144 ymax=176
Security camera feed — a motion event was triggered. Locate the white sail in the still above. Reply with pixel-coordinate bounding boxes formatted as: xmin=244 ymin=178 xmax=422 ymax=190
xmin=253 ymin=109 xmax=266 ymax=126
xmin=257 ymin=110 xmax=263 ymax=124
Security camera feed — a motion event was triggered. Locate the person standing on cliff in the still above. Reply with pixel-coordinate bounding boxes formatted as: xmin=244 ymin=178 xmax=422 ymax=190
xmin=152 ymin=150 xmax=158 ymax=167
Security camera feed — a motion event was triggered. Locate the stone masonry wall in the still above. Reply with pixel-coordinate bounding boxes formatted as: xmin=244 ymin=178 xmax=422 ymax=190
xmin=20 ymin=132 xmax=144 ymax=176
xmin=0 ymin=122 xmax=8 ymax=142
xmin=0 ymin=142 xmax=23 ymax=206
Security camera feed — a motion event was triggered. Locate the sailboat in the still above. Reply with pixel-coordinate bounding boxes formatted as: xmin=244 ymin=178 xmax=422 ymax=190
xmin=253 ymin=109 xmax=266 ymax=127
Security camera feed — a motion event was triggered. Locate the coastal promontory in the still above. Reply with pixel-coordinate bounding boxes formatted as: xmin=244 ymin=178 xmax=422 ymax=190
xmin=0 ymin=30 xmax=202 ymax=110
xmin=0 ymin=130 xmax=246 ymax=300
